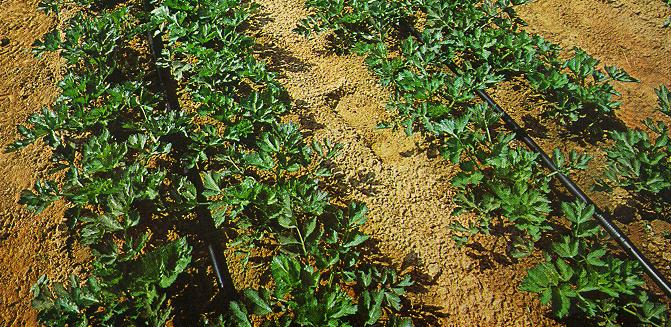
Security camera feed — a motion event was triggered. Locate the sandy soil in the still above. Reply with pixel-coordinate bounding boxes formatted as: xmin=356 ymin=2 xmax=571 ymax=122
xmin=0 ymin=0 xmax=85 ymax=325
xmin=0 ymin=0 xmax=669 ymax=325
xmin=251 ymin=1 xmax=561 ymax=325
xmin=516 ymin=0 xmax=671 ymax=297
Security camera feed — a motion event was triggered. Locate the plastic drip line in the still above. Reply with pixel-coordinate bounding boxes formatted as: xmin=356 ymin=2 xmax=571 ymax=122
xmin=473 ymin=86 xmax=671 ymax=299
xmin=145 ymin=24 xmax=238 ymax=304
xmin=404 ymin=25 xmax=671 ymax=298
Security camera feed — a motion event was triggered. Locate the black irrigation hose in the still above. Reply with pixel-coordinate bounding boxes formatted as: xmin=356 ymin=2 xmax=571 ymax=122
xmin=401 ymin=26 xmax=671 ymax=299
xmin=145 ymin=28 xmax=238 ymax=305
xmin=140 ymin=8 xmax=671 ymax=303
xmin=473 ymin=84 xmax=671 ymax=299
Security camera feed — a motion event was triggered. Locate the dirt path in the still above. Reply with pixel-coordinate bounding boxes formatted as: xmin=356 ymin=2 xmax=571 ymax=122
xmin=1 ymin=0 xmax=669 ymax=325
xmin=251 ymin=1 xmax=561 ymax=325
xmin=0 ymin=1 xmax=83 ymax=325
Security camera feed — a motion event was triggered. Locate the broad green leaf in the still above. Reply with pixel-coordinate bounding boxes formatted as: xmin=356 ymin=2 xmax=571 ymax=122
xmin=201 ymin=171 xmax=221 ymax=197
xmin=585 ymin=248 xmax=607 ymax=267
xmin=555 ymin=259 xmax=574 ymax=282
xmin=343 ymin=234 xmax=369 ymax=248
xmin=243 ymin=289 xmax=273 ymax=316
xmin=229 ymin=301 xmax=252 ymax=327
xmin=130 ymin=238 xmax=192 ymax=289
xmin=552 ymin=287 xmax=571 ymax=318
xmin=551 ymin=237 xmax=579 ymax=259
xmin=520 ymin=262 xmax=559 ymax=293
xmin=605 ymin=66 xmax=639 ymax=83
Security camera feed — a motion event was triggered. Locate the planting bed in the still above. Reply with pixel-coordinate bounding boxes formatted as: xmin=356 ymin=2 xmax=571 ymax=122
xmin=0 ymin=0 xmax=670 ymax=326
xmin=0 ymin=0 xmax=84 ymax=325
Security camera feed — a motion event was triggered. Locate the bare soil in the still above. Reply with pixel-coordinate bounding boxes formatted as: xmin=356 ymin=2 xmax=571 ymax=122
xmin=0 ymin=0 xmax=86 ymax=325
xmin=516 ymin=0 xmax=671 ymax=298
xmin=0 ymin=0 xmax=669 ymax=326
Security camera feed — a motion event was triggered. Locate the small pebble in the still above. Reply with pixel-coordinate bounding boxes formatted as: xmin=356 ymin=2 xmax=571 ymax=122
xmin=0 ymin=38 xmax=9 ymax=46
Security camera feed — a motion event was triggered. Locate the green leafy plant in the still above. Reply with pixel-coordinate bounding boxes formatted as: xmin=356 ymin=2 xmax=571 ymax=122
xmin=295 ymin=0 xmax=415 ymax=51
xmin=32 ymin=238 xmax=192 ymax=326
xmin=521 ymin=201 xmax=668 ymax=325
xmin=528 ymin=49 xmax=638 ymax=127
xmin=603 ymin=85 xmax=671 ymax=208
xmin=433 ymin=104 xmax=551 ymax=255
xmin=300 ymin=0 xmax=635 ymax=134
xmin=13 ymin=0 xmax=414 ymax=324
xmin=230 ymin=204 xmax=413 ymax=326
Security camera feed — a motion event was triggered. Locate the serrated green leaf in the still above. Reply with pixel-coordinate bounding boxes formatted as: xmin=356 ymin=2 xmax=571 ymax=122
xmin=343 ymin=234 xmax=369 ymax=248
xmin=201 ymin=171 xmax=221 ymax=197
xmin=585 ymin=248 xmax=607 ymax=267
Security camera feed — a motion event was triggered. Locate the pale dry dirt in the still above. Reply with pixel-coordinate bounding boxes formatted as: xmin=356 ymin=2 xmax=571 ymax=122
xmin=0 ymin=0 xmax=86 ymax=326
xmin=0 ymin=0 xmax=670 ymax=326
xmin=251 ymin=0 xmax=558 ymax=326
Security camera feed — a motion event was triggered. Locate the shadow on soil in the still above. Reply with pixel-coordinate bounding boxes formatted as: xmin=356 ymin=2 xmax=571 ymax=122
xmin=254 ymin=41 xmax=314 ymax=77
xmin=559 ymin=111 xmax=629 ymax=146
xmin=248 ymin=10 xmax=315 ymax=78
xmin=365 ymin=240 xmax=451 ymax=325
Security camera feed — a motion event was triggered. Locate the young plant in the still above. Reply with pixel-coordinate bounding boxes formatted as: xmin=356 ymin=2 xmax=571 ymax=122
xmin=32 ymin=239 xmax=192 ymax=326
xmin=603 ymin=85 xmax=671 ymax=209
xmin=521 ymin=201 xmax=668 ymax=325
xmin=436 ymin=104 xmax=553 ymax=256
xmin=13 ymin=0 xmax=415 ymax=324
xmin=527 ymin=48 xmax=638 ymax=128
xmin=295 ymin=0 xmax=415 ymax=51
xmin=227 ymin=204 xmax=413 ymax=326
xmin=9 ymin=4 xmax=203 ymax=324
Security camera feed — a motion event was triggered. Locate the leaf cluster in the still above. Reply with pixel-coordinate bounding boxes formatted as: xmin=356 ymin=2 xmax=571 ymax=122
xmin=14 ymin=0 xmax=415 ymax=325
xmin=521 ymin=201 xmax=668 ymax=325
xmin=604 ymin=86 xmax=671 ymax=194
xmin=300 ymin=0 xmax=637 ymax=133
xmin=298 ymin=0 xmax=669 ymax=324
xmin=299 ymin=0 xmax=570 ymax=256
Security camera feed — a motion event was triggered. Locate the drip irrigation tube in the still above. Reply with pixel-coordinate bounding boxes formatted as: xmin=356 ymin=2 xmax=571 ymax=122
xmin=140 ymin=8 xmax=671 ymax=302
xmin=403 ymin=26 xmax=671 ymax=299
xmin=146 ymin=29 xmax=238 ymax=304
xmin=473 ymin=83 xmax=671 ymax=299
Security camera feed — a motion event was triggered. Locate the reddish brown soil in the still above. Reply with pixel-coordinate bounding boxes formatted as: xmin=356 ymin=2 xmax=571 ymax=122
xmin=0 ymin=0 xmax=86 ymax=325
xmin=516 ymin=0 xmax=671 ymax=297
xmin=0 ymin=0 xmax=669 ymax=326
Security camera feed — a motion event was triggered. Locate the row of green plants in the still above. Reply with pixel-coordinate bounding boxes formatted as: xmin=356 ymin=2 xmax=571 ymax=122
xmin=297 ymin=0 xmax=669 ymax=325
xmin=11 ymin=0 xmax=414 ymax=325
xmin=297 ymin=0 xmax=638 ymax=134
xmin=601 ymin=86 xmax=671 ymax=210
